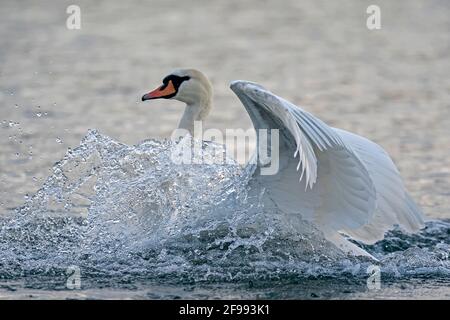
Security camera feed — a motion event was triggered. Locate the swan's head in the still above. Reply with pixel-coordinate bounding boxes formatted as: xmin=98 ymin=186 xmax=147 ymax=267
xmin=141 ymin=69 xmax=212 ymax=106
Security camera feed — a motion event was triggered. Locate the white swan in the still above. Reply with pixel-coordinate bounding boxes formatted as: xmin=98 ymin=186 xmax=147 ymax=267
xmin=141 ymin=68 xmax=425 ymax=259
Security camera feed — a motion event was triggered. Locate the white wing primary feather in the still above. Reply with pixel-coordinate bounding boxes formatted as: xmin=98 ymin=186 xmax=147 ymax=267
xmin=334 ymin=129 xmax=425 ymax=243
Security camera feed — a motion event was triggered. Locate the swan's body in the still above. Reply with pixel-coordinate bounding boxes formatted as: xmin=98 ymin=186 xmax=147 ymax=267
xmin=142 ymin=69 xmax=425 ymax=259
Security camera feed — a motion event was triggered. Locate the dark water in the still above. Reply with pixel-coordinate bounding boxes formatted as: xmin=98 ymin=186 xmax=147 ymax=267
xmin=0 ymin=131 xmax=448 ymax=299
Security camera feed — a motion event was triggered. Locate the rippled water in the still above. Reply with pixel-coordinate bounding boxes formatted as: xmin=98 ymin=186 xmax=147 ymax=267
xmin=0 ymin=131 xmax=448 ymax=299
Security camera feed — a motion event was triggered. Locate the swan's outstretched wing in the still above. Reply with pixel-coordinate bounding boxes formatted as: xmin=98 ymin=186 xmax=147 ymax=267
xmin=230 ymin=80 xmax=424 ymax=256
xmin=230 ymin=81 xmax=376 ymax=240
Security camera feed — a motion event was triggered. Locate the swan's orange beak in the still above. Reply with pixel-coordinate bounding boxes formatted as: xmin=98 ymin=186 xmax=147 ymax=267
xmin=142 ymin=80 xmax=176 ymax=101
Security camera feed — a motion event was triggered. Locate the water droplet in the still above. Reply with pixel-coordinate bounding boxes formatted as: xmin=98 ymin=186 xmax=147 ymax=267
xmin=7 ymin=121 xmax=19 ymax=128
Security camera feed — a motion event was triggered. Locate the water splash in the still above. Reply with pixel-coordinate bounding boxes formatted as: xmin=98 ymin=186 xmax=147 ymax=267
xmin=0 ymin=130 xmax=448 ymax=289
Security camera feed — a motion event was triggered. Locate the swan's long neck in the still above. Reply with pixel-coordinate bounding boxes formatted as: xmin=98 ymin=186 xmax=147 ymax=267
xmin=178 ymin=99 xmax=212 ymax=134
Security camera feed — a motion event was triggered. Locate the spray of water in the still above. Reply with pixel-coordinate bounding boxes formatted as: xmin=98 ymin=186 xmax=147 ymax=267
xmin=0 ymin=130 xmax=448 ymax=289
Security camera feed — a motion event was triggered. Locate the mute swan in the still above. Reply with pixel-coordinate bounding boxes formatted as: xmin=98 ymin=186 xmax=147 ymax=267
xmin=141 ymin=68 xmax=425 ymax=259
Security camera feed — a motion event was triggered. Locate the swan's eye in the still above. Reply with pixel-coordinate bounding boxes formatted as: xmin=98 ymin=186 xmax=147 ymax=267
xmin=163 ymin=75 xmax=190 ymax=91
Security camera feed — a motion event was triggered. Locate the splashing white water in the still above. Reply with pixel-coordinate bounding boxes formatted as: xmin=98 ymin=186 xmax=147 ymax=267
xmin=0 ymin=130 xmax=449 ymax=287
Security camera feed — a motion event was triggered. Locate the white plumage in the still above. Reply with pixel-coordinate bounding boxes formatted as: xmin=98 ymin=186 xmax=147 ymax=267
xmin=142 ymin=69 xmax=425 ymax=259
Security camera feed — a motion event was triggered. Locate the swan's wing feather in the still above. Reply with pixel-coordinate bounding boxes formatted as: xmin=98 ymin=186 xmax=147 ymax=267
xmin=230 ymin=81 xmax=377 ymax=234
xmin=334 ymin=129 xmax=425 ymax=243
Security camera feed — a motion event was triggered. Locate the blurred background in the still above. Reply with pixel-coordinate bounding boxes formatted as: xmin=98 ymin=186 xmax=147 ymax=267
xmin=0 ymin=0 xmax=449 ymax=218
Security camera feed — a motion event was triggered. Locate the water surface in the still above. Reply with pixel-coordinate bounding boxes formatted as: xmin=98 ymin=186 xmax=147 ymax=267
xmin=0 ymin=0 xmax=449 ymax=299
